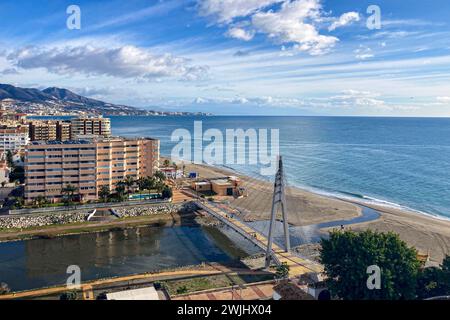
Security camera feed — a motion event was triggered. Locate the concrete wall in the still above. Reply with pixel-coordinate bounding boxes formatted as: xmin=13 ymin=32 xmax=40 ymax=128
xmin=9 ymin=198 xmax=171 ymax=215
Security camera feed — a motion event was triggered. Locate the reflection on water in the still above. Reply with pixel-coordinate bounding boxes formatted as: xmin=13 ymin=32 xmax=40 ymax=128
xmin=0 ymin=206 xmax=380 ymax=292
xmin=0 ymin=225 xmax=250 ymax=292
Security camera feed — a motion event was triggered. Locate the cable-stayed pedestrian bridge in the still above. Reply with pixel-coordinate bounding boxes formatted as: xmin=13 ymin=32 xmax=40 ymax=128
xmin=196 ymin=200 xmax=323 ymax=277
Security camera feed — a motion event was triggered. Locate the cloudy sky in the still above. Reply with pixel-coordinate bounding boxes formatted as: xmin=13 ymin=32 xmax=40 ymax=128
xmin=1 ymin=0 xmax=450 ymax=116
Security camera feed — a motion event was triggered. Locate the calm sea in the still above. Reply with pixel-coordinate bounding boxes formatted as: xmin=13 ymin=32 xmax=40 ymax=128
xmin=109 ymin=116 xmax=450 ymax=220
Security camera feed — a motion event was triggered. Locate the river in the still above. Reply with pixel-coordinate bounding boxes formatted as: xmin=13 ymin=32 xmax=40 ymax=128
xmin=0 ymin=225 xmax=253 ymax=292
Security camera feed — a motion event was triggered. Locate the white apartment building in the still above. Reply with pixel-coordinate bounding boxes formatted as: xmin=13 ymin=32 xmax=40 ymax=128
xmin=0 ymin=126 xmax=30 ymax=151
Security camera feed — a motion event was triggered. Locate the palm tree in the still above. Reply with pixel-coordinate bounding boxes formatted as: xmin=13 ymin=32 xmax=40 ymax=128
xmin=61 ymin=184 xmax=78 ymax=205
xmin=124 ymin=176 xmax=135 ymax=195
xmin=114 ymin=181 xmax=126 ymax=201
xmin=35 ymin=195 xmax=46 ymax=207
xmin=99 ymin=185 xmax=110 ymax=203
xmin=161 ymin=186 xmax=173 ymax=199
xmin=163 ymin=159 xmax=171 ymax=167
xmin=154 ymin=171 xmax=166 ymax=182
xmin=143 ymin=176 xmax=156 ymax=192
xmin=155 ymin=180 xmax=165 ymax=194
xmin=137 ymin=177 xmax=146 ymax=191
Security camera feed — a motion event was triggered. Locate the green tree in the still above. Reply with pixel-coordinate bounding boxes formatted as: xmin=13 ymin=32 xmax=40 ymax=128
xmin=320 ymin=230 xmax=421 ymax=300
xmin=99 ymin=185 xmax=110 ymax=203
xmin=163 ymin=159 xmax=171 ymax=167
xmin=137 ymin=177 xmax=146 ymax=192
xmin=11 ymin=197 xmax=24 ymax=209
xmin=143 ymin=176 xmax=156 ymax=191
xmin=34 ymin=195 xmax=46 ymax=207
xmin=60 ymin=291 xmax=78 ymax=300
xmin=161 ymin=186 xmax=173 ymax=199
xmin=154 ymin=170 xmax=166 ymax=182
xmin=417 ymin=255 xmax=450 ymax=299
xmin=114 ymin=181 xmax=126 ymax=201
xmin=61 ymin=184 xmax=78 ymax=205
xmin=9 ymin=166 xmax=24 ymax=184
xmin=155 ymin=180 xmax=165 ymax=194
xmin=124 ymin=176 xmax=135 ymax=195
xmin=275 ymin=262 xmax=290 ymax=280
xmin=5 ymin=150 xmax=14 ymax=168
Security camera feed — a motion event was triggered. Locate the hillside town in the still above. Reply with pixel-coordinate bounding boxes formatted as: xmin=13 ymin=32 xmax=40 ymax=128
xmin=0 ymin=98 xmax=165 ymax=211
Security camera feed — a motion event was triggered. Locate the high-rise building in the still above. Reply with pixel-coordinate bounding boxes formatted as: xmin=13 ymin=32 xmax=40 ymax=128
xmin=28 ymin=120 xmax=58 ymax=141
xmin=0 ymin=125 xmax=29 ymax=151
xmin=28 ymin=120 xmax=74 ymax=141
xmin=56 ymin=120 xmax=72 ymax=141
xmin=24 ymin=137 xmax=160 ymax=203
xmin=71 ymin=116 xmax=111 ymax=138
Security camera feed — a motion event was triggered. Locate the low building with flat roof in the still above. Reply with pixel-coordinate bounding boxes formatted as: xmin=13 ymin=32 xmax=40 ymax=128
xmin=106 ymin=287 xmax=161 ymax=300
xmin=191 ymin=176 xmax=242 ymax=196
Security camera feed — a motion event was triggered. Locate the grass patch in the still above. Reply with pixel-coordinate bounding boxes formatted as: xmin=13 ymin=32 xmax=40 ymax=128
xmin=163 ymin=274 xmax=274 ymax=296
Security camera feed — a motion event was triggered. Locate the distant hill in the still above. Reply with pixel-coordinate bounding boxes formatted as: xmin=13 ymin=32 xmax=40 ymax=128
xmin=42 ymin=87 xmax=106 ymax=107
xmin=0 ymin=83 xmax=210 ymax=116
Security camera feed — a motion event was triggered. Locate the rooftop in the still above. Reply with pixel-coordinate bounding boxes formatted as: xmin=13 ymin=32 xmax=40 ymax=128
xmin=106 ymin=287 xmax=160 ymax=300
xmin=30 ymin=140 xmax=93 ymax=145
xmin=211 ymin=179 xmax=232 ymax=186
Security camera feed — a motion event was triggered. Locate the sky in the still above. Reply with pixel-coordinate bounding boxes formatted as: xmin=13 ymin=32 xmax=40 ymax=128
xmin=1 ymin=0 xmax=450 ymax=116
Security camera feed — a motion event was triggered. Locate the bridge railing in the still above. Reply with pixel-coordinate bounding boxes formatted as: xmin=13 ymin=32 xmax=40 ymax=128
xmin=195 ymin=201 xmax=281 ymax=266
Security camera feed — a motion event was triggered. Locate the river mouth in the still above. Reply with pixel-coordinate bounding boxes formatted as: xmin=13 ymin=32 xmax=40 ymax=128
xmin=0 ymin=224 xmax=254 ymax=292
xmin=0 ymin=205 xmax=380 ymax=292
xmin=246 ymin=205 xmax=380 ymax=247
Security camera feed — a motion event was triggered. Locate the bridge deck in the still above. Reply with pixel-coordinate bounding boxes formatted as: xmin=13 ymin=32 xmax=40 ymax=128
xmin=197 ymin=201 xmax=323 ymax=277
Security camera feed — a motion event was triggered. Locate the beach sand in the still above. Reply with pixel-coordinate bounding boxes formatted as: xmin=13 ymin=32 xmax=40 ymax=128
xmin=182 ymin=162 xmax=450 ymax=264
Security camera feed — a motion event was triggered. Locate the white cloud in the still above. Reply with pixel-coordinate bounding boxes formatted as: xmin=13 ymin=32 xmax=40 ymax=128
xmin=328 ymin=12 xmax=360 ymax=31
xmin=436 ymin=96 xmax=450 ymax=103
xmin=198 ymin=0 xmax=358 ymax=56
xmin=226 ymin=27 xmax=255 ymax=41
xmin=251 ymin=0 xmax=338 ymax=55
xmin=354 ymin=45 xmax=374 ymax=60
xmin=328 ymin=90 xmax=388 ymax=109
xmin=6 ymin=45 xmax=209 ymax=81
xmin=198 ymin=0 xmax=283 ymax=24
xmin=193 ymin=91 xmax=386 ymax=109
xmin=194 ymin=96 xmax=305 ymax=108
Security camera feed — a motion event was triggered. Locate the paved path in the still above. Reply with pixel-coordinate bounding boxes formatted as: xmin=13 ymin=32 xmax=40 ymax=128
xmin=0 ymin=267 xmax=271 ymax=300
xmin=174 ymin=282 xmax=276 ymax=300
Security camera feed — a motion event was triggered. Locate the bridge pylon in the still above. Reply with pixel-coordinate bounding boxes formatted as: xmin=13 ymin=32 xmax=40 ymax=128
xmin=265 ymin=156 xmax=291 ymax=269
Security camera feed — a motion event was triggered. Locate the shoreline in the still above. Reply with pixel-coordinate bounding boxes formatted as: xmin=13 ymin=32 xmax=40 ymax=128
xmin=1 ymin=160 xmax=449 ymax=263
xmin=182 ymin=161 xmax=450 ymax=263
xmin=215 ymin=161 xmax=450 ymax=223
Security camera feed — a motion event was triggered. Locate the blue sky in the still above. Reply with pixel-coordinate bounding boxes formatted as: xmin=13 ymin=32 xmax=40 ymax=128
xmin=1 ymin=0 xmax=450 ymax=116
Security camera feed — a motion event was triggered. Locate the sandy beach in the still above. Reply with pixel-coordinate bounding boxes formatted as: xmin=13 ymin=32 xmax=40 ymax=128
xmin=182 ymin=161 xmax=450 ymax=264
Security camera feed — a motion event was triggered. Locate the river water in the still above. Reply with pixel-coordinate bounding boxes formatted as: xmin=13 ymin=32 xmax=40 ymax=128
xmin=0 ymin=225 xmax=253 ymax=292
xmin=0 ymin=205 xmax=380 ymax=292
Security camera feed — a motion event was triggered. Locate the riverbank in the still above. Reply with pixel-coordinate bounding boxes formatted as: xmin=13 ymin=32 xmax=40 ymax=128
xmin=184 ymin=161 xmax=450 ymax=263
xmin=0 ymin=263 xmax=268 ymax=300
xmin=0 ymin=203 xmax=199 ymax=242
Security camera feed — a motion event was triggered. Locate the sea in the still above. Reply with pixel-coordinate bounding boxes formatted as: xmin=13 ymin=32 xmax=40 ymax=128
xmin=34 ymin=115 xmax=450 ymax=221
